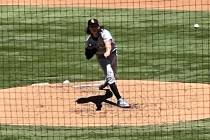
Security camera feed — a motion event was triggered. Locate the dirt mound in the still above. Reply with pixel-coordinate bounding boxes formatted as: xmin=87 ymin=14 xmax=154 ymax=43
xmin=0 ymin=80 xmax=209 ymax=126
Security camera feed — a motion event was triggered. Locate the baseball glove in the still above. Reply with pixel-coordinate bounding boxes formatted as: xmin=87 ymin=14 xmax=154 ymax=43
xmin=85 ymin=44 xmax=97 ymax=60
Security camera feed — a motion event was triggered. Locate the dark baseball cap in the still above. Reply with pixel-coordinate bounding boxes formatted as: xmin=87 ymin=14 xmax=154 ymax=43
xmin=88 ymin=18 xmax=99 ymax=27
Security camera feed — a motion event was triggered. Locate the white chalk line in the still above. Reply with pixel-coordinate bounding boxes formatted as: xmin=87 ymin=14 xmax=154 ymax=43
xmin=73 ymin=83 xmax=102 ymax=88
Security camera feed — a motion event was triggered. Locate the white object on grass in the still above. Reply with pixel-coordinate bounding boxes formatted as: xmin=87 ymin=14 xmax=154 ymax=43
xmin=63 ymin=80 xmax=70 ymax=85
xmin=193 ymin=23 xmax=200 ymax=28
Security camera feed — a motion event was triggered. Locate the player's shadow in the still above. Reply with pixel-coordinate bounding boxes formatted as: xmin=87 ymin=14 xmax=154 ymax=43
xmin=76 ymin=89 xmax=118 ymax=111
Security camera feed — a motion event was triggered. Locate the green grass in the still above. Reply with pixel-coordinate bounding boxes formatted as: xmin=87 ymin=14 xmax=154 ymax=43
xmin=0 ymin=6 xmax=210 ymax=88
xmin=1 ymin=119 xmax=210 ymax=140
xmin=0 ymin=6 xmax=210 ymax=140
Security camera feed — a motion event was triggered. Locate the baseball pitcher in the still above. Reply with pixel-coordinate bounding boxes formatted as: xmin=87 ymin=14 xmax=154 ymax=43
xmin=85 ymin=18 xmax=130 ymax=108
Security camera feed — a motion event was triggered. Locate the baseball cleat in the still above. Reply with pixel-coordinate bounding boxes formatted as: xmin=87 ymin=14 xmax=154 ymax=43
xmin=117 ymin=98 xmax=130 ymax=108
xmin=99 ymin=83 xmax=108 ymax=90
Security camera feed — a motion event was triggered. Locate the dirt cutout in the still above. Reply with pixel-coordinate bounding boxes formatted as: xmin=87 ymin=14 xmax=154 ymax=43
xmin=1 ymin=0 xmax=209 ymax=11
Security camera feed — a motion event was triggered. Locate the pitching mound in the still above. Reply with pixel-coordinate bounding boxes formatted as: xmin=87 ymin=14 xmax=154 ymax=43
xmin=0 ymin=80 xmax=209 ymax=127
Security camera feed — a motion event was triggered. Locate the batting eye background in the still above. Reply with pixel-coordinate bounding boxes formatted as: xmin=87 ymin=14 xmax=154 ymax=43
xmin=0 ymin=0 xmax=210 ymax=140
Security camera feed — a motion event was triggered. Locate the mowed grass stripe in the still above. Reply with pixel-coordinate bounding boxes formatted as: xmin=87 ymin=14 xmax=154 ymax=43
xmin=0 ymin=118 xmax=210 ymax=140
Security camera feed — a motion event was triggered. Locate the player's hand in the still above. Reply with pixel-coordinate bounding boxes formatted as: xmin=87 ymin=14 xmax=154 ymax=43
xmin=104 ymin=51 xmax=111 ymax=58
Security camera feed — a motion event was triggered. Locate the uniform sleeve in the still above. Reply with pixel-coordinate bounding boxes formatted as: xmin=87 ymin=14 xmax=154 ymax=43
xmin=101 ymin=29 xmax=113 ymax=42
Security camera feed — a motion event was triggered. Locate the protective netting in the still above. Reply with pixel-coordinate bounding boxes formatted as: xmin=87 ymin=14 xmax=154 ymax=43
xmin=0 ymin=0 xmax=210 ymax=139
